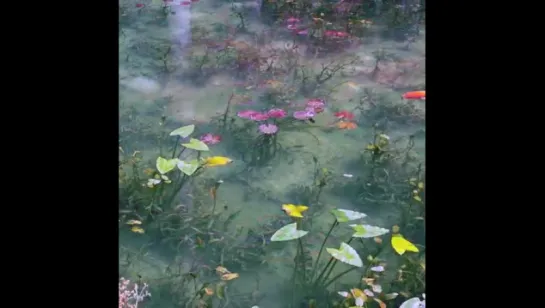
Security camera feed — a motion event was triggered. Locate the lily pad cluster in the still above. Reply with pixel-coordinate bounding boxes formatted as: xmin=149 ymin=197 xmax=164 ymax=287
xmin=147 ymin=125 xmax=232 ymax=188
xmin=270 ymin=208 xmax=390 ymax=269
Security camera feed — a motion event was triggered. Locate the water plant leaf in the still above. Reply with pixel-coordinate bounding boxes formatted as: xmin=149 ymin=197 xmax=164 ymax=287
xmin=384 ymin=293 xmax=399 ymax=300
xmin=169 ymin=124 xmax=195 ymax=137
xmin=182 ymin=138 xmax=210 ymax=151
xmin=350 ymin=224 xmax=389 ymax=238
xmin=391 ymin=234 xmax=419 ymax=255
xmin=350 ymin=288 xmax=367 ymax=306
xmin=216 ymin=282 xmax=226 ymax=299
xmin=399 ymin=297 xmax=422 ymax=308
xmin=282 ymin=204 xmax=309 ymax=218
xmin=156 ymin=157 xmax=178 ymax=174
xmin=203 ymin=156 xmax=232 ymax=167
xmin=221 ymin=273 xmax=239 ymax=281
xmin=215 ymin=266 xmax=229 ymax=274
xmin=270 ymin=223 xmax=309 ymax=241
xmin=177 ymin=159 xmax=199 ymax=176
xmin=126 ymin=220 xmax=141 ymax=225
xmin=374 ymin=298 xmax=386 ymax=308
xmin=413 ymin=195 xmax=422 ymax=202
xmin=326 ymin=242 xmax=363 ymax=267
xmin=204 ymin=287 xmax=214 ymax=296
xmin=331 ymin=209 xmax=367 ymax=222
xmin=131 ymin=226 xmax=144 ymax=234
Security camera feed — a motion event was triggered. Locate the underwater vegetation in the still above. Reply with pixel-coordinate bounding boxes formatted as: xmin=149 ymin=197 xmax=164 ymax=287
xmin=119 ymin=0 xmax=425 ymax=307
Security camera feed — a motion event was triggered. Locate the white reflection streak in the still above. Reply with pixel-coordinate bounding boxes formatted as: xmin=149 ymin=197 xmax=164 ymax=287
xmin=167 ymin=2 xmax=191 ymax=58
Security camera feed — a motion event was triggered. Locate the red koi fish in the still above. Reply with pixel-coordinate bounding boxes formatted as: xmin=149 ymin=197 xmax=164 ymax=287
xmin=402 ymin=90 xmax=425 ymax=100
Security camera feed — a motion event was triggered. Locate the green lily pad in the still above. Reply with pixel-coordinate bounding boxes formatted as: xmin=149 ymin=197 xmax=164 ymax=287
xmin=331 ymin=209 xmax=367 ymax=222
xmin=350 ymin=224 xmax=389 ymax=238
xmin=400 ymin=297 xmax=423 ymax=308
xmin=270 ymin=223 xmax=308 ymax=242
xmin=156 ymin=157 xmax=179 ymax=174
xmin=177 ymin=159 xmax=200 ymax=176
xmin=169 ymin=124 xmax=195 ymax=138
xmin=326 ymin=242 xmax=363 ymax=267
xmin=182 ymin=138 xmax=210 ymax=151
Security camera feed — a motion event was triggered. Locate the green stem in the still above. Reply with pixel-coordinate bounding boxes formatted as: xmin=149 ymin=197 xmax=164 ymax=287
xmin=323 ymin=266 xmax=358 ymax=289
xmin=171 ymin=136 xmax=180 ymax=158
xmin=318 ymin=237 xmax=354 ymax=287
xmin=297 ymin=238 xmax=306 ymax=284
xmin=311 ymin=219 xmax=338 ymax=281
xmin=313 ymin=257 xmax=334 ymax=289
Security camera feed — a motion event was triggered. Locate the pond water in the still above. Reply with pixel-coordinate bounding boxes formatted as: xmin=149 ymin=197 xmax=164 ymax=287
xmin=119 ymin=1 xmax=425 ymax=307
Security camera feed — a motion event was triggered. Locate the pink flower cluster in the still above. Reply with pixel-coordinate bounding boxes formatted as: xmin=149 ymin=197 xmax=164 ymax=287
xmin=293 ymin=98 xmax=326 ymax=120
xmin=200 ymin=133 xmax=221 ymax=145
xmin=119 ymin=277 xmax=151 ymax=308
xmin=285 ymin=16 xmax=308 ymax=36
xmin=237 ymin=108 xmax=287 ymax=135
xmin=324 ymin=30 xmax=350 ymax=38
xmin=237 ymin=108 xmax=287 ymax=121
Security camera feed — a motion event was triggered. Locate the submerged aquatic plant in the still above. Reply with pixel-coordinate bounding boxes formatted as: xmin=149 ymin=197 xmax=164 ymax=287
xmin=235 ymin=108 xmax=289 ymax=166
xmin=119 ymin=277 xmax=151 ymax=308
xmin=267 ymin=205 xmax=394 ymax=307
xmin=119 ymin=123 xmax=233 ymax=220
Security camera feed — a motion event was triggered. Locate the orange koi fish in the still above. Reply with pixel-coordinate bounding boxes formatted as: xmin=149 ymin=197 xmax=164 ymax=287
xmin=402 ymin=91 xmax=425 ymax=100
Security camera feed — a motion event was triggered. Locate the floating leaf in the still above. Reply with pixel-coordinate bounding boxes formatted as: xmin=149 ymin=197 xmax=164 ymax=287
xmin=126 ymin=220 xmax=141 ymax=225
xmin=374 ymin=298 xmax=386 ymax=308
xmin=331 ymin=209 xmax=366 ymax=222
xmin=350 ymin=224 xmax=389 ymax=238
xmin=203 ymin=156 xmax=232 ymax=167
xmin=326 ymin=242 xmax=363 ymax=267
xmin=215 ymin=266 xmax=229 ymax=274
xmin=270 ymin=223 xmax=309 ymax=242
xmin=370 ymin=265 xmax=384 ymax=272
xmin=216 ymin=282 xmax=226 ymax=299
xmin=350 ymin=288 xmax=367 ymax=306
xmin=221 ymin=273 xmax=239 ymax=281
xmin=362 ymin=278 xmax=375 ymax=285
xmin=391 ymin=234 xmax=419 ymax=255
xmin=131 ymin=226 xmax=144 ymax=234
xmin=282 ymin=204 xmax=309 ymax=218
xmin=169 ymin=124 xmax=195 ymax=137
xmin=177 ymin=159 xmax=199 ymax=176
xmin=418 ymin=182 xmax=424 ymax=189
xmin=399 ymin=297 xmax=423 ymax=308
xmin=384 ymin=293 xmax=399 ymax=300
xmin=182 ymin=138 xmax=210 ymax=151
xmin=413 ymin=195 xmax=422 ymax=202
xmin=204 ymin=287 xmax=214 ymax=296
xmin=156 ymin=157 xmax=178 ymax=174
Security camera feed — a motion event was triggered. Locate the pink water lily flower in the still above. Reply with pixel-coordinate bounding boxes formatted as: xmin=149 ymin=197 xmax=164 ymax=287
xmin=306 ymin=98 xmax=325 ymax=113
xmin=200 ymin=133 xmax=221 ymax=145
xmin=286 ymin=17 xmax=300 ymax=24
xmin=259 ymin=123 xmax=278 ymax=135
xmin=267 ymin=108 xmax=287 ymax=118
xmin=259 ymin=124 xmax=278 ymax=135
xmin=250 ymin=112 xmax=270 ymax=121
xmin=293 ymin=109 xmax=315 ymax=120
xmin=237 ymin=110 xmax=260 ymax=119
